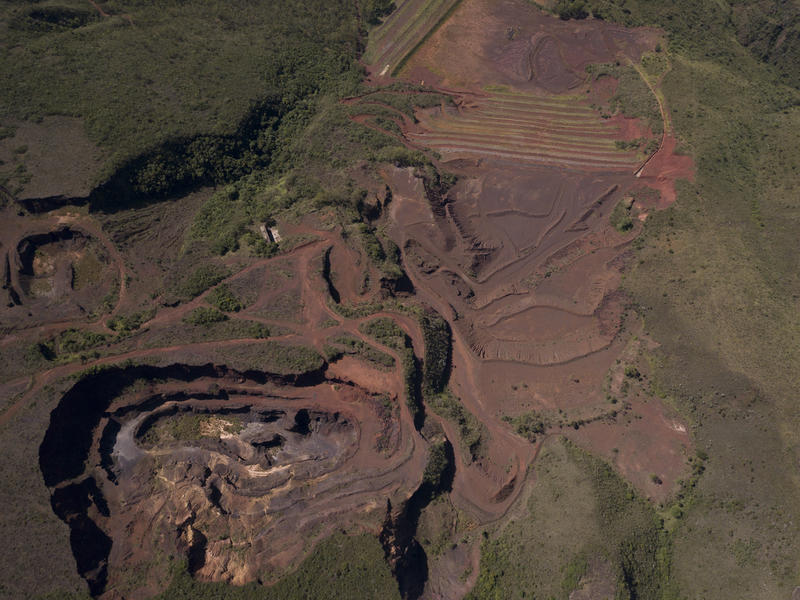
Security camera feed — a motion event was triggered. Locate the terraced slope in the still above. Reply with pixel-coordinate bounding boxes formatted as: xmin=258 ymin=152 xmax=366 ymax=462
xmin=409 ymin=91 xmax=645 ymax=171
xmin=364 ymin=0 xmax=462 ymax=76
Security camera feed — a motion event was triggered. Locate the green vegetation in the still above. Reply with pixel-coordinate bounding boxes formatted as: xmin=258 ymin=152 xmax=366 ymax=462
xmin=156 ymin=532 xmax=400 ymax=600
xmin=107 ymin=309 xmax=155 ymax=334
xmin=207 ymin=284 xmax=243 ymax=313
xmin=373 ymin=145 xmax=429 ymax=167
xmin=417 ymin=495 xmax=473 ymax=559
xmin=363 ymin=0 xmax=396 ymax=26
xmin=610 ymin=199 xmax=635 ymax=232
xmin=4 ymin=0 xmax=799 ymax=598
xmin=55 ymin=329 xmax=108 ymax=355
xmin=147 ymin=316 xmax=270 ymax=347
xmin=624 ymin=365 xmax=641 ymax=379
xmin=419 ymin=311 xmax=451 ymax=395
xmin=364 ymin=0 xmax=463 ymax=74
xmin=468 ymin=438 xmax=672 ymax=600
xmin=88 ymin=277 xmax=119 ymax=319
xmin=579 ymin=0 xmax=800 ymax=597
xmin=326 ymin=334 xmax=396 ymax=369
xmin=587 ymin=62 xmax=663 ymax=136
xmin=182 ymin=307 xmax=227 ymax=326
xmin=141 ymin=413 xmax=244 ymax=445
xmin=149 ymin=413 xmax=209 ymax=443
xmin=359 ymin=309 xmax=455 ymax=427
xmin=502 ymin=411 xmax=548 ymax=443
xmin=0 ymin=0 xmax=369 ymax=194
xmin=360 ymin=316 xmax=408 ymax=350
xmin=553 ymin=0 xmax=589 ymax=20
xmin=351 ymin=88 xmax=453 ymax=121
xmin=422 ymin=439 xmax=452 ymax=493
xmin=71 ymin=247 xmax=106 ymax=290
xmin=23 ymin=328 xmax=109 ymax=366
xmin=402 ymin=344 xmax=424 ymax=427
xmin=358 ymin=316 xmax=425 ymax=423
xmin=175 ymin=264 xmax=228 ymax=300
xmin=349 ymin=223 xmax=404 ymax=280
xmin=251 ymin=288 xmax=304 ymax=323
xmin=427 ymin=390 xmax=486 ymax=462
xmin=560 ymin=554 xmax=589 ymax=596
xmin=214 ymin=342 xmax=324 ymax=376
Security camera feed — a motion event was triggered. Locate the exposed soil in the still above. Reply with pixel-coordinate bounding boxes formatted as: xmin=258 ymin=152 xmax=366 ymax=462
xmin=43 ymin=364 xmax=426 ymax=597
xmin=364 ymin=3 xmax=694 ymax=590
xmin=396 ymin=0 xmax=659 ymax=92
xmin=6 ymin=1 xmax=698 ymax=598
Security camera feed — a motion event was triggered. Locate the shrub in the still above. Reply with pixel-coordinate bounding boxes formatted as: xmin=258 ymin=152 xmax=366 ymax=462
xmin=610 ymin=200 xmax=634 ymax=232
xmin=554 ymin=0 xmax=588 ymax=20
xmin=422 ymin=440 xmax=452 ymax=492
xmin=57 ymin=329 xmax=108 ymax=354
xmin=359 ymin=317 xmax=408 ymax=350
xmin=108 ymin=309 xmax=155 ymax=334
xmin=177 ymin=265 xmax=228 ymax=299
xmin=428 ymin=391 xmax=485 ymax=461
xmin=624 ymin=365 xmax=641 ymax=379
xmin=207 ymin=284 xmax=243 ymax=312
xmin=420 ymin=311 xmax=451 ymax=395
xmin=503 ymin=412 xmax=548 ymax=442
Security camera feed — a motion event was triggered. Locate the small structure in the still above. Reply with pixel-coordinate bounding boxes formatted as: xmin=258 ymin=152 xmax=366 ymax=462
xmin=259 ymin=224 xmax=281 ymax=244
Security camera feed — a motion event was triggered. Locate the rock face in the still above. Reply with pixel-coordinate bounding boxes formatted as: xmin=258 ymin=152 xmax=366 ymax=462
xmin=40 ymin=363 xmax=428 ymax=598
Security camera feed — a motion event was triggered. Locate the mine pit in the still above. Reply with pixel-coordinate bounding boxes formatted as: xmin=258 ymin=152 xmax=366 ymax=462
xmin=7 ymin=225 xmax=115 ymax=320
xmin=40 ymin=361 xmax=430 ymax=596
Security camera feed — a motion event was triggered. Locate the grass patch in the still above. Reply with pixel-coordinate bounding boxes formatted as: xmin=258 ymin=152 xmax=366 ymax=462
xmin=587 ymin=62 xmax=663 ymax=136
xmin=581 ymin=0 xmax=800 ymax=597
xmin=22 ymin=328 xmax=110 ymax=368
xmin=251 ymin=288 xmax=304 ymax=323
xmin=468 ymin=438 xmax=672 ymax=600
xmin=358 ymin=316 xmax=424 ymax=425
xmin=420 ymin=310 xmax=451 ymax=396
xmin=141 ymin=412 xmax=244 ymax=446
xmin=71 ymin=247 xmax=106 ymax=290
